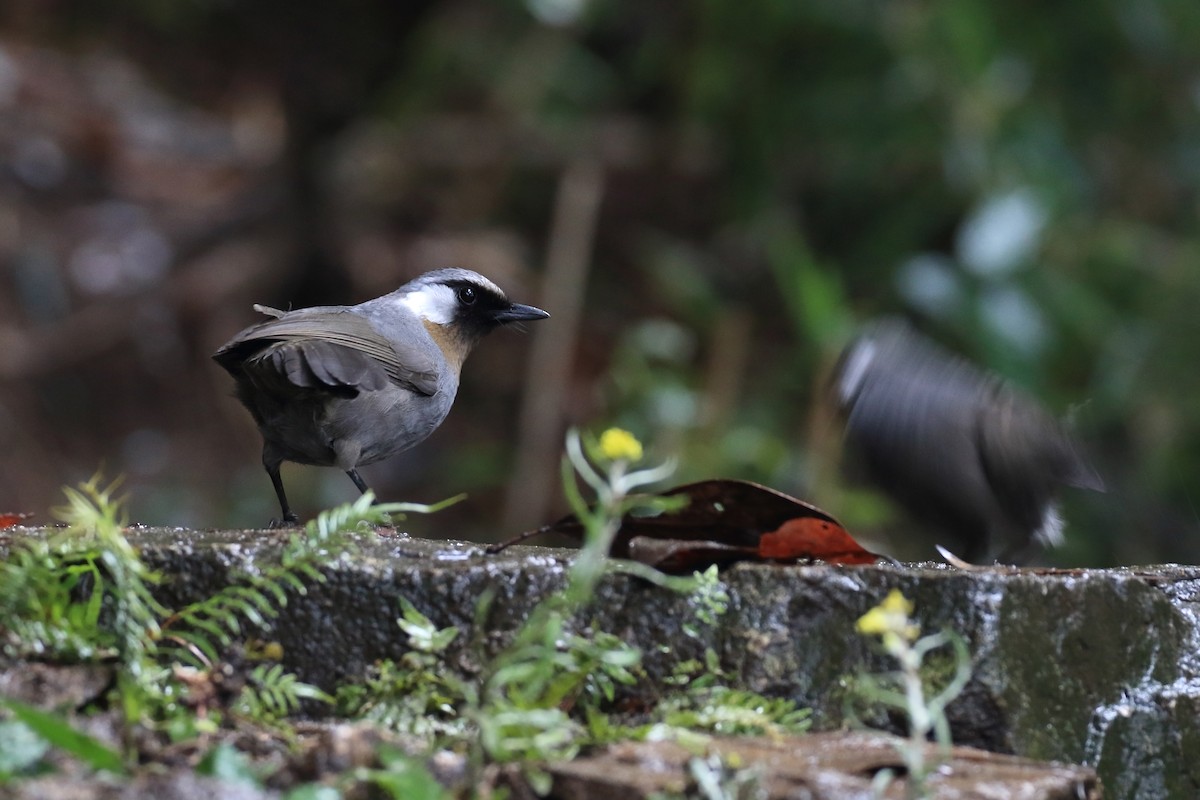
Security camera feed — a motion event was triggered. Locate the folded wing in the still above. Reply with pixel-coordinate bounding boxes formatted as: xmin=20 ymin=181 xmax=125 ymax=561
xmin=214 ymin=309 xmax=440 ymax=397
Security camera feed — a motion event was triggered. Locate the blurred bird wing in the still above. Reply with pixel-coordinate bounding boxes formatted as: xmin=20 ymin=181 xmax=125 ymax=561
xmin=215 ymin=310 xmax=440 ymax=396
xmin=1064 ymin=456 xmax=1106 ymax=492
xmin=974 ymin=389 xmax=1062 ymax=533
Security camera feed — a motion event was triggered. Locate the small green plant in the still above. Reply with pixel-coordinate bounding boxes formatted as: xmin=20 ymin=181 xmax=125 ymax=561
xmin=558 ymin=427 xmax=679 ymax=604
xmin=349 ymin=746 xmax=452 ymax=800
xmin=649 ymin=649 xmax=811 ymax=741
xmin=683 ymin=564 xmax=730 ymax=637
xmin=328 ymin=428 xmax=684 ymax=791
xmin=195 ymin=741 xmax=261 ymax=787
xmin=474 ymin=428 xmax=674 ymax=767
xmin=335 ymin=597 xmax=471 ymax=739
xmin=658 ymin=682 xmax=811 ymax=740
xmin=0 ymin=475 xmax=170 ymax=750
xmin=0 ymin=476 xmax=162 ymax=664
xmin=234 ymin=663 xmax=332 ymax=723
xmin=0 ymin=478 xmax=456 ymax=780
xmin=854 ymin=589 xmax=972 ymax=799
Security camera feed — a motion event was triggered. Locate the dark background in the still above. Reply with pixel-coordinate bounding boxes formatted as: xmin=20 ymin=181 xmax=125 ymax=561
xmin=2 ymin=0 xmax=1198 ymax=565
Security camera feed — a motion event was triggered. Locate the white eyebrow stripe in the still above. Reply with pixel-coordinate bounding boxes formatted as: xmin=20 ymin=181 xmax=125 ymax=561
xmin=397 ymin=284 xmax=458 ymax=324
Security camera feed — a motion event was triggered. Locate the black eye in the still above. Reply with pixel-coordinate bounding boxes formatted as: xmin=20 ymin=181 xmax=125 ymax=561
xmin=457 ymin=286 xmax=477 ymax=305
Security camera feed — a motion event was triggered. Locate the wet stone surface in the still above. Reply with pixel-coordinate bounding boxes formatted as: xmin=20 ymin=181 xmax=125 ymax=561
xmin=6 ymin=525 xmax=1200 ymax=798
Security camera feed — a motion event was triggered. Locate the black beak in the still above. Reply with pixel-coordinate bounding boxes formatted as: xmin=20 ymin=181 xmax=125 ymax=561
xmin=492 ymin=303 xmax=550 ymax=324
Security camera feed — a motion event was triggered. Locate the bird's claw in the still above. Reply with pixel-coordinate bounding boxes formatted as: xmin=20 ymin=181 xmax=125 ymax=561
xmin=267 ymin=514 xmax=301 ymax=529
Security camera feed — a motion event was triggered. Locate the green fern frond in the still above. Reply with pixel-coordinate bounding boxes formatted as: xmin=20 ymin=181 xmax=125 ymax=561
xmin=52 ymin=474 xmax=167 ymax=664
xmin=0 ymin=474 xmax=163 ymax=677
xmin=162 ymin=493 xmax=461 ymax=668
xmin=234 ymin=664 xmax=331 ymax=723
xmin=658 ymin=684 xmax=812 ymax=737
xmin=160 ymin=500 xmax=373 ymax=666
xmin=334 ymin=656 xmax=471 ymax=739
xmin=53 ymin=473 xmax=129 ymax=538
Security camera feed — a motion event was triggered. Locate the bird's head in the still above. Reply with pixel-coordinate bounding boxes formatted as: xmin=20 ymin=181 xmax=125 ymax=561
xmin=397 ymin=268 xmax=549 ymax=367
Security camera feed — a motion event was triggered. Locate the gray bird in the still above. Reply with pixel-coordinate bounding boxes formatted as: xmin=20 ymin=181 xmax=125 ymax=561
xmin=213 ymin=268 xmax=549 ymax=525
xmin=833 ymin=320 xmax=1104 ymax=563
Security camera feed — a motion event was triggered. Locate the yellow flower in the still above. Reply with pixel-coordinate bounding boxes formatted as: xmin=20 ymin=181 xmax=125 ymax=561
xmin=598 ymin=428 xmax=644 ymax=462
xmin=856 ymin=589 xmax=919 ymax=643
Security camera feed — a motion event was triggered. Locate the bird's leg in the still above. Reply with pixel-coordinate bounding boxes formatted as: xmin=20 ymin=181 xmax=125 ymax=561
xmin=346 ymin=468 xmax=372 ymax=495
xmin=264 ymin=455 xmax=299 ymax=528
xmin=346 ymin=468 xmax=397 ymax=528
xmin=337 ymin=444 xmax=388 ymax=527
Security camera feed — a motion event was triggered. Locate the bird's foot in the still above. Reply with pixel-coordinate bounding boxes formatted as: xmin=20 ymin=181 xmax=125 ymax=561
xmin=267 ymin=514 xmax=301 ymax=529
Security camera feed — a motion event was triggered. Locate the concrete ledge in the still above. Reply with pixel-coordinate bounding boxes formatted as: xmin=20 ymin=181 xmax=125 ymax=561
xmin=7 ymin=526 xmax=1200 ymax=798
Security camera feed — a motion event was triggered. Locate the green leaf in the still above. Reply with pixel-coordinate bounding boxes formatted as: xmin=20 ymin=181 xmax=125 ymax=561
xmin=196 ymin=742 xmax=260 ymax=787
xmin=375 ymin=493 xmax=467 ymax=517
xmin=0 ymin=719 xmax=49 ymax=777
xmin=396 ymin=598 xmax=459 ymax=654
xmin=428 ymin=626 xmax=459 ymax=653
xmin=284 ymin=785 xmax=343 ymax=800
xmin=362 ymin=748 xmax=450 ymax=800
xmin=0 ymin=696 xmax=125 ymax=775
